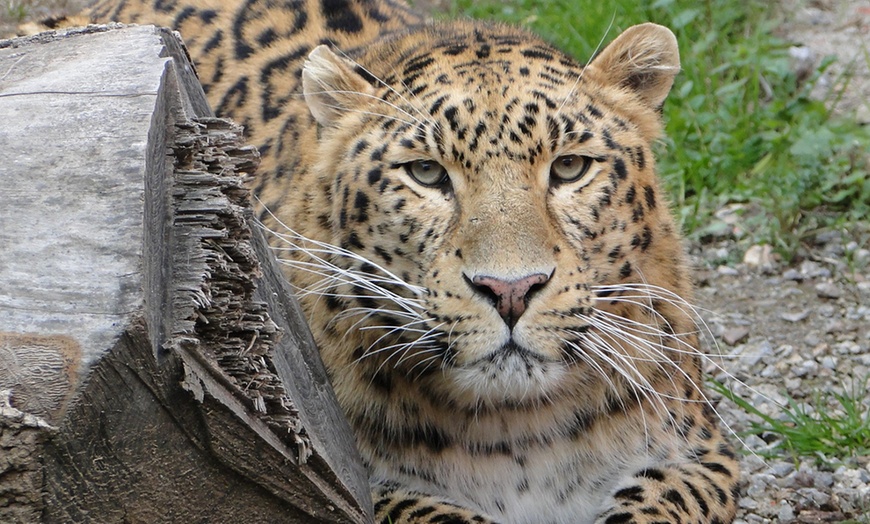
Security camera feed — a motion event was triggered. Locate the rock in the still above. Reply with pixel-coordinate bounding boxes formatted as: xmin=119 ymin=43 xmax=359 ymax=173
xmin=783 ymin=268 xmax=804 ymax=281
xmin=792 ymin=359 xmax=819 ymax=377
xmin=814 ymin=230 xmax=842 ymax=245
xmin=815 ymin=282 xmax=843 ymax=299
xmin=777 ymin=500 xmax=795 ymax=521
xmin=795 ymin=470 xmax=815 ymax=488
xmin=717 ymin=265 xmax=740 ymax=276
xmin=825 ymin=320 xmax=845 ymax=333
xmin=760 ymin=364 xmax=780 ymax=378
xmin=722 ymin=327 xmax=751 ymax=346
xmin=814 ymin=471 xmax=834 ymax=488
xmin=743 ymin=244 xmax=775 ymax=269
xmin=803 ymin=333 xmax=822 ymax=346
xmin=781 ymin=310 xmax=810 ymax=322
xmin=746 ymin=473 xmax=775 ymax=497
xmin=738 ymin=496 xmax=758 ymax=510
xmin=785 ymin=377 xmax=802 ymax=390
xmin=776 ymin=343 xmax=794 ymax=357
xmin=741 ymin=449 xmax=769 ymax=474
xmin=817 ymin=304 xmax=836 ymax=317
xmin=771 ymin=461 xmax=796 ymax=477
xmin=800 ymin=260 xmax=831 ymax=279
xmin=798 ymin=487 xmax=831 ymax=506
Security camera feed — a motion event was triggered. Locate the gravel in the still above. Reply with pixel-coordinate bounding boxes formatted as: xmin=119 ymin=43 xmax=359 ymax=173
xmin=693 ymin=229 xmax=870 ymax=522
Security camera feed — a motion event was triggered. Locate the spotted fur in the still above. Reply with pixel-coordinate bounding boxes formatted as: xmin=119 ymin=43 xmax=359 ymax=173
xmin=76 ymin=1 xmax=739 ymax=522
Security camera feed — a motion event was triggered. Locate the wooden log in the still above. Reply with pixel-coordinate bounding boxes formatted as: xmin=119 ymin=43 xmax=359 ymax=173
xmin=0 ymin=24 xmax=371 ymax=523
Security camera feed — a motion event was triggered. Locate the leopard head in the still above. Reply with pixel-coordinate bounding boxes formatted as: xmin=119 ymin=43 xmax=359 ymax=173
xmin=290 ymin=21 xmax=692 ymax=414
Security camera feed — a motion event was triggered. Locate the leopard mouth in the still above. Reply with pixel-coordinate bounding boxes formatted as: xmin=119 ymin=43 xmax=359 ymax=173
xmin=470 ymin=339 xmax=558 ymax=367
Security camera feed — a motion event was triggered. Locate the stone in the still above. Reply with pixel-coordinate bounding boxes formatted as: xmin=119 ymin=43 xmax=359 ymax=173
xmin=803 ymin=333 xmax=822 ymax=346
xmin=743 ymin=244 xmax=775 ymax=269
xmin=782 ymin=268 xmax=803 ymax=281
xmin=792 ymin=359 xmax=819 ymax=377
xmin=800 ymin=260 xmax=831 ymax=279
xmin=770 ymin=461 xmax=795 ymax=477
xmin=815 ymin=282 xmax=843 ymax=299
xmin=814 ymin=471 xmax=835 ymax=488
xmin=722 ymin=327 xmax=751 ymax=346
xmin=717 ymin=265 xmax=740 ymax=276
xmin=780 ymin=310 xmax=810 ymax=322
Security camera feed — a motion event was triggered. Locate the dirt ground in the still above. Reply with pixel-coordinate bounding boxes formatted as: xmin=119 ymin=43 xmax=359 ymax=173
xmin=779 ymin=0 xmax=870 ymax=123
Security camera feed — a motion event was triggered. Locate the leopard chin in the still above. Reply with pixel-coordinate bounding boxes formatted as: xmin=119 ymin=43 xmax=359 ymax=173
xmin=446 ymin=342 xmax=571 ymax=405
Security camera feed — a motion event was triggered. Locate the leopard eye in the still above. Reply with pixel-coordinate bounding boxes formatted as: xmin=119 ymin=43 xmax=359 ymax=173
xmin=550 ymin=155 xmax=593 ymax=183
xmin=404 ymin=159 xmax=449 ymax=187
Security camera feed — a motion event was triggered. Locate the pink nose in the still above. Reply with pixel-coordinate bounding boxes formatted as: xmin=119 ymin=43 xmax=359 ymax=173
xmin=470 ymin=273 xmax=551 ymax=328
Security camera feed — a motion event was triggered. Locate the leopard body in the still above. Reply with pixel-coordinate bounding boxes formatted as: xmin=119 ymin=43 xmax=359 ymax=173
xmin=76 ymin=1 xmax=740 ymax=522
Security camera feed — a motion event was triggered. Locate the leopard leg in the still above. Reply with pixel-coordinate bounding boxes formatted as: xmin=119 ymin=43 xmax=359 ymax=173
xmin=373 ymin=486 xmax=500 ymax=524
xmin=593 ymin=451 xmax=739 ymax=524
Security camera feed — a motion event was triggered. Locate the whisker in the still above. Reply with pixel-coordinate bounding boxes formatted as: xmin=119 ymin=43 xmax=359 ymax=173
xmin=555 ymin=11 xmax=616 ymax=116
xmin=331 ymin=48 xmax=435 ymax=126
xmin=304 ymin=87 xmax=423 ymax=125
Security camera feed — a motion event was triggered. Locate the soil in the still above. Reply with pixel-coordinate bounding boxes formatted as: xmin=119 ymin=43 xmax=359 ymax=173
xmin=2 ymin=0 xmax=869 ymax=521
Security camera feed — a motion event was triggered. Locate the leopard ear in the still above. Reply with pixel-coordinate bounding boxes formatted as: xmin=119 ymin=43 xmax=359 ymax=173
xmin=588 ymin=23 xmax=680 ymax=110
xmin=302 ymin=45 xmax=376 ymax=126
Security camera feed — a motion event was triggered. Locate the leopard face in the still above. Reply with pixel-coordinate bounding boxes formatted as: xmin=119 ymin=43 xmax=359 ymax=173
xmin=297 ymin=22 xmax=692 ymax=413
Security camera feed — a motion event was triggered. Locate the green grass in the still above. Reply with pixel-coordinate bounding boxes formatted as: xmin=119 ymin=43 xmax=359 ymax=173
xmin=445 ymin=0 xmax=870 ymax=257
xmin=711 ymin=379 xmax=870 ymax=462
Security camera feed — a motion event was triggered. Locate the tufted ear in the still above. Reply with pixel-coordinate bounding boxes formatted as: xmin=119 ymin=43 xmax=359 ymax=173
xmin=302 ymin=45 xmax=376 ymax=126
xmin=588 ymin=23 xmax=680 ymax=110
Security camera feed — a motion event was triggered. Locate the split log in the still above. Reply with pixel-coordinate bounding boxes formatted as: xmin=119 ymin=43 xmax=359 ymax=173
xmin=0 ymin=24 xmax=371 ymax=523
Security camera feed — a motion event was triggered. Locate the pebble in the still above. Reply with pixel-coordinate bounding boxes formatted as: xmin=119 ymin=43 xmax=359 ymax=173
xmin=817 ymin=304 xmax=836 ymax=317
xmin=723 ymin=326 xmax=751 ymax=345
xmin=782 ymin=268 xmax=803 ymax=281
xmin=760 ymin=364 xmax=779 ymax=378
xmin=803 ymin=333 xmax=822 ymax=346
xmin=785 ymin=377 xmax=802 ymax=389
xmin=717 ymin=265 xmax=740 ymax=276
xmin=770 ymin=461 xmax=795 ymax=477
xmin=799 ymin=487 xmax=831 ymax=506
xmin=780 ymin=310 xmax=810 ymax=322
xmin=743 ymin=244 xmax=775 ymax=268
xmin=792 ymin=359 xmax=818 ymax=377
xmin=815 ymin=282 xmax=843 ymax=299
xmin=800 ymin=260 xmax=832 ymax=279
xmin=814 ymin=471 xmax=834 ymax=488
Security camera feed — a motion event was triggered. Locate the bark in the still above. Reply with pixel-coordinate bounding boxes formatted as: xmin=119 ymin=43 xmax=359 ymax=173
xmin=0 ymin=24 xmax=371 ymax=524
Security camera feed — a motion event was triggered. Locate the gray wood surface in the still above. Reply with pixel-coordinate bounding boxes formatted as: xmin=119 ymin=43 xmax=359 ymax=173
xmin=0 ymin=25 xmax=370 ymax=523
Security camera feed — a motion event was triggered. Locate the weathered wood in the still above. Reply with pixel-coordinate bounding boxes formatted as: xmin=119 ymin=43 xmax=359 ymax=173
xmin=0 ymin=25 xmax=371 ymax=523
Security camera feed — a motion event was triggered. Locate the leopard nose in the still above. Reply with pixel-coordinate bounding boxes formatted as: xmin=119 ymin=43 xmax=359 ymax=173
xmin=468 ymin=272 xmax=551 ymax=328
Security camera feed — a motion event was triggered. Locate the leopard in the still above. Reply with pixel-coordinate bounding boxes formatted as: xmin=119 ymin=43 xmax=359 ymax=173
xmin=64 ymin=0 xmax=741 ymax=522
